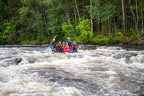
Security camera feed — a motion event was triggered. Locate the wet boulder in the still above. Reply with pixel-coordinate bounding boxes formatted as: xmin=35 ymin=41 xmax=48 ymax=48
xmin=13 ymin=57 xmax=22 ymax=65
xmin=0 ymin=57 xmax=22 ymax=67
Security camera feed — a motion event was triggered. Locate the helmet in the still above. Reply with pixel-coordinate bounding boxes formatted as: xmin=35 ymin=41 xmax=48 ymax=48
xmin=67 ymin=37 xmax=70 ymax=40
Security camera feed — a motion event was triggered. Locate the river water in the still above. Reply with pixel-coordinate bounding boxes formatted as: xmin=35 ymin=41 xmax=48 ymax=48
xmin=0 ymin=44 xmax=144 ymax=96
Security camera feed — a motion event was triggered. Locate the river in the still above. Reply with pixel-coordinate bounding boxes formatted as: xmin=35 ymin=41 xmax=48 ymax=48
xmin=0 ymin=44 xmax=144 ymax=96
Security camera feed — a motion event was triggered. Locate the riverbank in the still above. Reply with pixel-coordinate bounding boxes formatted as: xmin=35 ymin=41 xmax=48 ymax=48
xmin=85 ymin=36 xmax=144 ymax=50
xmin=1 ymin=36 xmax=144 ymax=50
xmin=118 ymin=36 xmax=144 ymax=50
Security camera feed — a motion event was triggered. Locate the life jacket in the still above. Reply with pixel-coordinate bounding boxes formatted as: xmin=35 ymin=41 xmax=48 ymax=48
xmin=73 ymin=43 xmax=77 ymax=48
xmin=65 ymin=44 xmax=71 ymax=50
xmin=52 ymin=41 xmax=57 ymax=48
xmin=71 ymin=43 xmax=77 ymax=48
xmin=58 ymin=43 xmax=62 ymax=49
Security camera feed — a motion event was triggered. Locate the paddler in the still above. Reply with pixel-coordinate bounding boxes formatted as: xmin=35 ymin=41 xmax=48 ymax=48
xmin=66 ymin=37 xmax=72 ymax=47
xmin=51 ymin=39 xmax=58 ymax=52
xmin=72 ymin=40 xmax=78 ymax=52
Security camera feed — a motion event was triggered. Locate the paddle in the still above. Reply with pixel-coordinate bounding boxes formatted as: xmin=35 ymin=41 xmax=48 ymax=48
xmin=45 ymin=36 xmax=56 ymax=52
xmin=45 ymin=46 xmax=51 ymax=51
xmin=77 ymin=44 xmax=83 ymax=48
xmin=78 ymin=44 xmax=83 ymax=46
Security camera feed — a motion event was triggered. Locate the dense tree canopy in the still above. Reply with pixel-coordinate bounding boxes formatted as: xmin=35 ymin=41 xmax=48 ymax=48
xmin=0 ymin=0 xmax=144 ymax=44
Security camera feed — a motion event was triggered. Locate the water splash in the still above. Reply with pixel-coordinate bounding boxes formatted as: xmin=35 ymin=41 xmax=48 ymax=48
xmin=0 ymin=45 xmax=143 ymax=96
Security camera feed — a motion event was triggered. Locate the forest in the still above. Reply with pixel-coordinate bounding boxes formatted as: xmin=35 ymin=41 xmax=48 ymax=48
xmin=0 ymin=0 xmax=144 ymax=44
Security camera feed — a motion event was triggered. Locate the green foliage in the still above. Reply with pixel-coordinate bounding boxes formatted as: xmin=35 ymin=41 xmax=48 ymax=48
xmin=0 ymin=22 xmax=18 ymax=43
xmin=127 ymin=29 xmax=142 ymax=39
xmin=62 ymin=22 xmax=73 ymax=37
xmin=4 ymin=22 xmax=16 ymax=36
xmin=91 ymin=3 xmax=117 ymax=22
xmin=130 ymin=33 xmax=141 ymax=39
xmin=19 ymin=7 xmax=29 ymax=23
xmin=118 ymin=32 xmax=124 ymax=38
xmin=71 ymin=36 xmax=85 ymax=43
xmin=0 ymin=0 xmax=144 ymax=44
xmin=140 ymin=29 xmax=144 ymax=35
xmin=108 ymin=37 xmax=123 ymax=43
xmin=76 ymin=18 xmax=92 ymax=41
xmin=101 ymin=24 xmax=107 ymax=36
xmin=46 ymin=1 xmax=64 ymax=36
xmin=0 ymin=0 xmax=5 ymax=22
xmin=95 ymin=35 xmax=105 ymax=39
xmin=89 ymin=35 xmax=123 ymax=44
xmin=90 ymin=37 xmax=109 ymax=43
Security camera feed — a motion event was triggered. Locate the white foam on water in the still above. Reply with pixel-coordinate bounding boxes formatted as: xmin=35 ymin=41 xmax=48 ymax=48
xmin=0 ymin=46 xmax=143 ymax=96
xmin=129 ymin=54 xmax=144 ymax=69
xmin=0 ymin=64 xmax=83 ymax=96
xmin=53 ymin=87 xmax=82 ymax=96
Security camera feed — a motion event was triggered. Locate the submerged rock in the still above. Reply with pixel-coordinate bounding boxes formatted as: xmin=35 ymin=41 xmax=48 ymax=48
xmin=26 ymin=67 xmax=102 ymax=95
xmin=13 ymin=58 xmax=22 ymax=65
xmin=0 ymin=57 xmax=22 ymax=67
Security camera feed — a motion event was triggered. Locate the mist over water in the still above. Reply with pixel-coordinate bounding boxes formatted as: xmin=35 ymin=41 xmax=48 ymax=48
xmin=0 ymin=44 xmax=144 ymax=96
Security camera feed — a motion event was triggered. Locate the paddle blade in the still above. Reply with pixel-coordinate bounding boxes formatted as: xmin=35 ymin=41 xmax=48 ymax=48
xmin=45 ymin=47 xmax=51 ymax=51
xmin=78 ymin=44 xmax=83 ymax=46
xmin=78 ymin=44 xmax=83 ymax=48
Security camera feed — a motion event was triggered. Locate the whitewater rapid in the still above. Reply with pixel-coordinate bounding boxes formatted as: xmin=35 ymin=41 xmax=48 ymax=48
xmin=0 ymin=44 xmax=144 ymax=96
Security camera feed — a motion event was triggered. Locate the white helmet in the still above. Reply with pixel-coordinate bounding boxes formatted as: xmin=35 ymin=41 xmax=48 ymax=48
xmin=67 ymin=37 xmax=70 ymax=40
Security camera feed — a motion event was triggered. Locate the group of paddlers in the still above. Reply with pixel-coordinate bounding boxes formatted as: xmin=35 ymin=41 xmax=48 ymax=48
xmin=51 ymin=37 xmax=78 ymax=53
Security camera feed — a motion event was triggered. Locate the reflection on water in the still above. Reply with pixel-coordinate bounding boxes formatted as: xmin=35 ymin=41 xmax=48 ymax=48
xmin=0 ymin=44 xmax=144 ymax=96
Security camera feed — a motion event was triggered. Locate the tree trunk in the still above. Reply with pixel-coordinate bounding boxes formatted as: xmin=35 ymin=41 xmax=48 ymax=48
xmin=121 ymin=0 xmax=126 ymax=36
xmin=141 ymin=3 xmax=144 ymax=31
xmin=65 ymin=11 xmax=76 ymax=37
xmin=90 ymin=0 xmax=93 ymax=36
xmin=114 ymin=17 xmax=118 ymax=36
xmin=129 ymin=0 xmax=139 ymax=34
xmin=42 ymin=6 xmax=50 ymax=35
xmin=74 ymin=7 xmax=77 ymax=23
xmin=97 ymin=15 xmax=101 ymax=34
xmin=74 ymin=0 xmax=80 ymax=21
xmin=136 ymin=0 xmax=139 ymax=27
xmin=94 ymin=0 xmax=101 ymax=34
xmin=60 ymin=0 xmax=76 ymax=37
